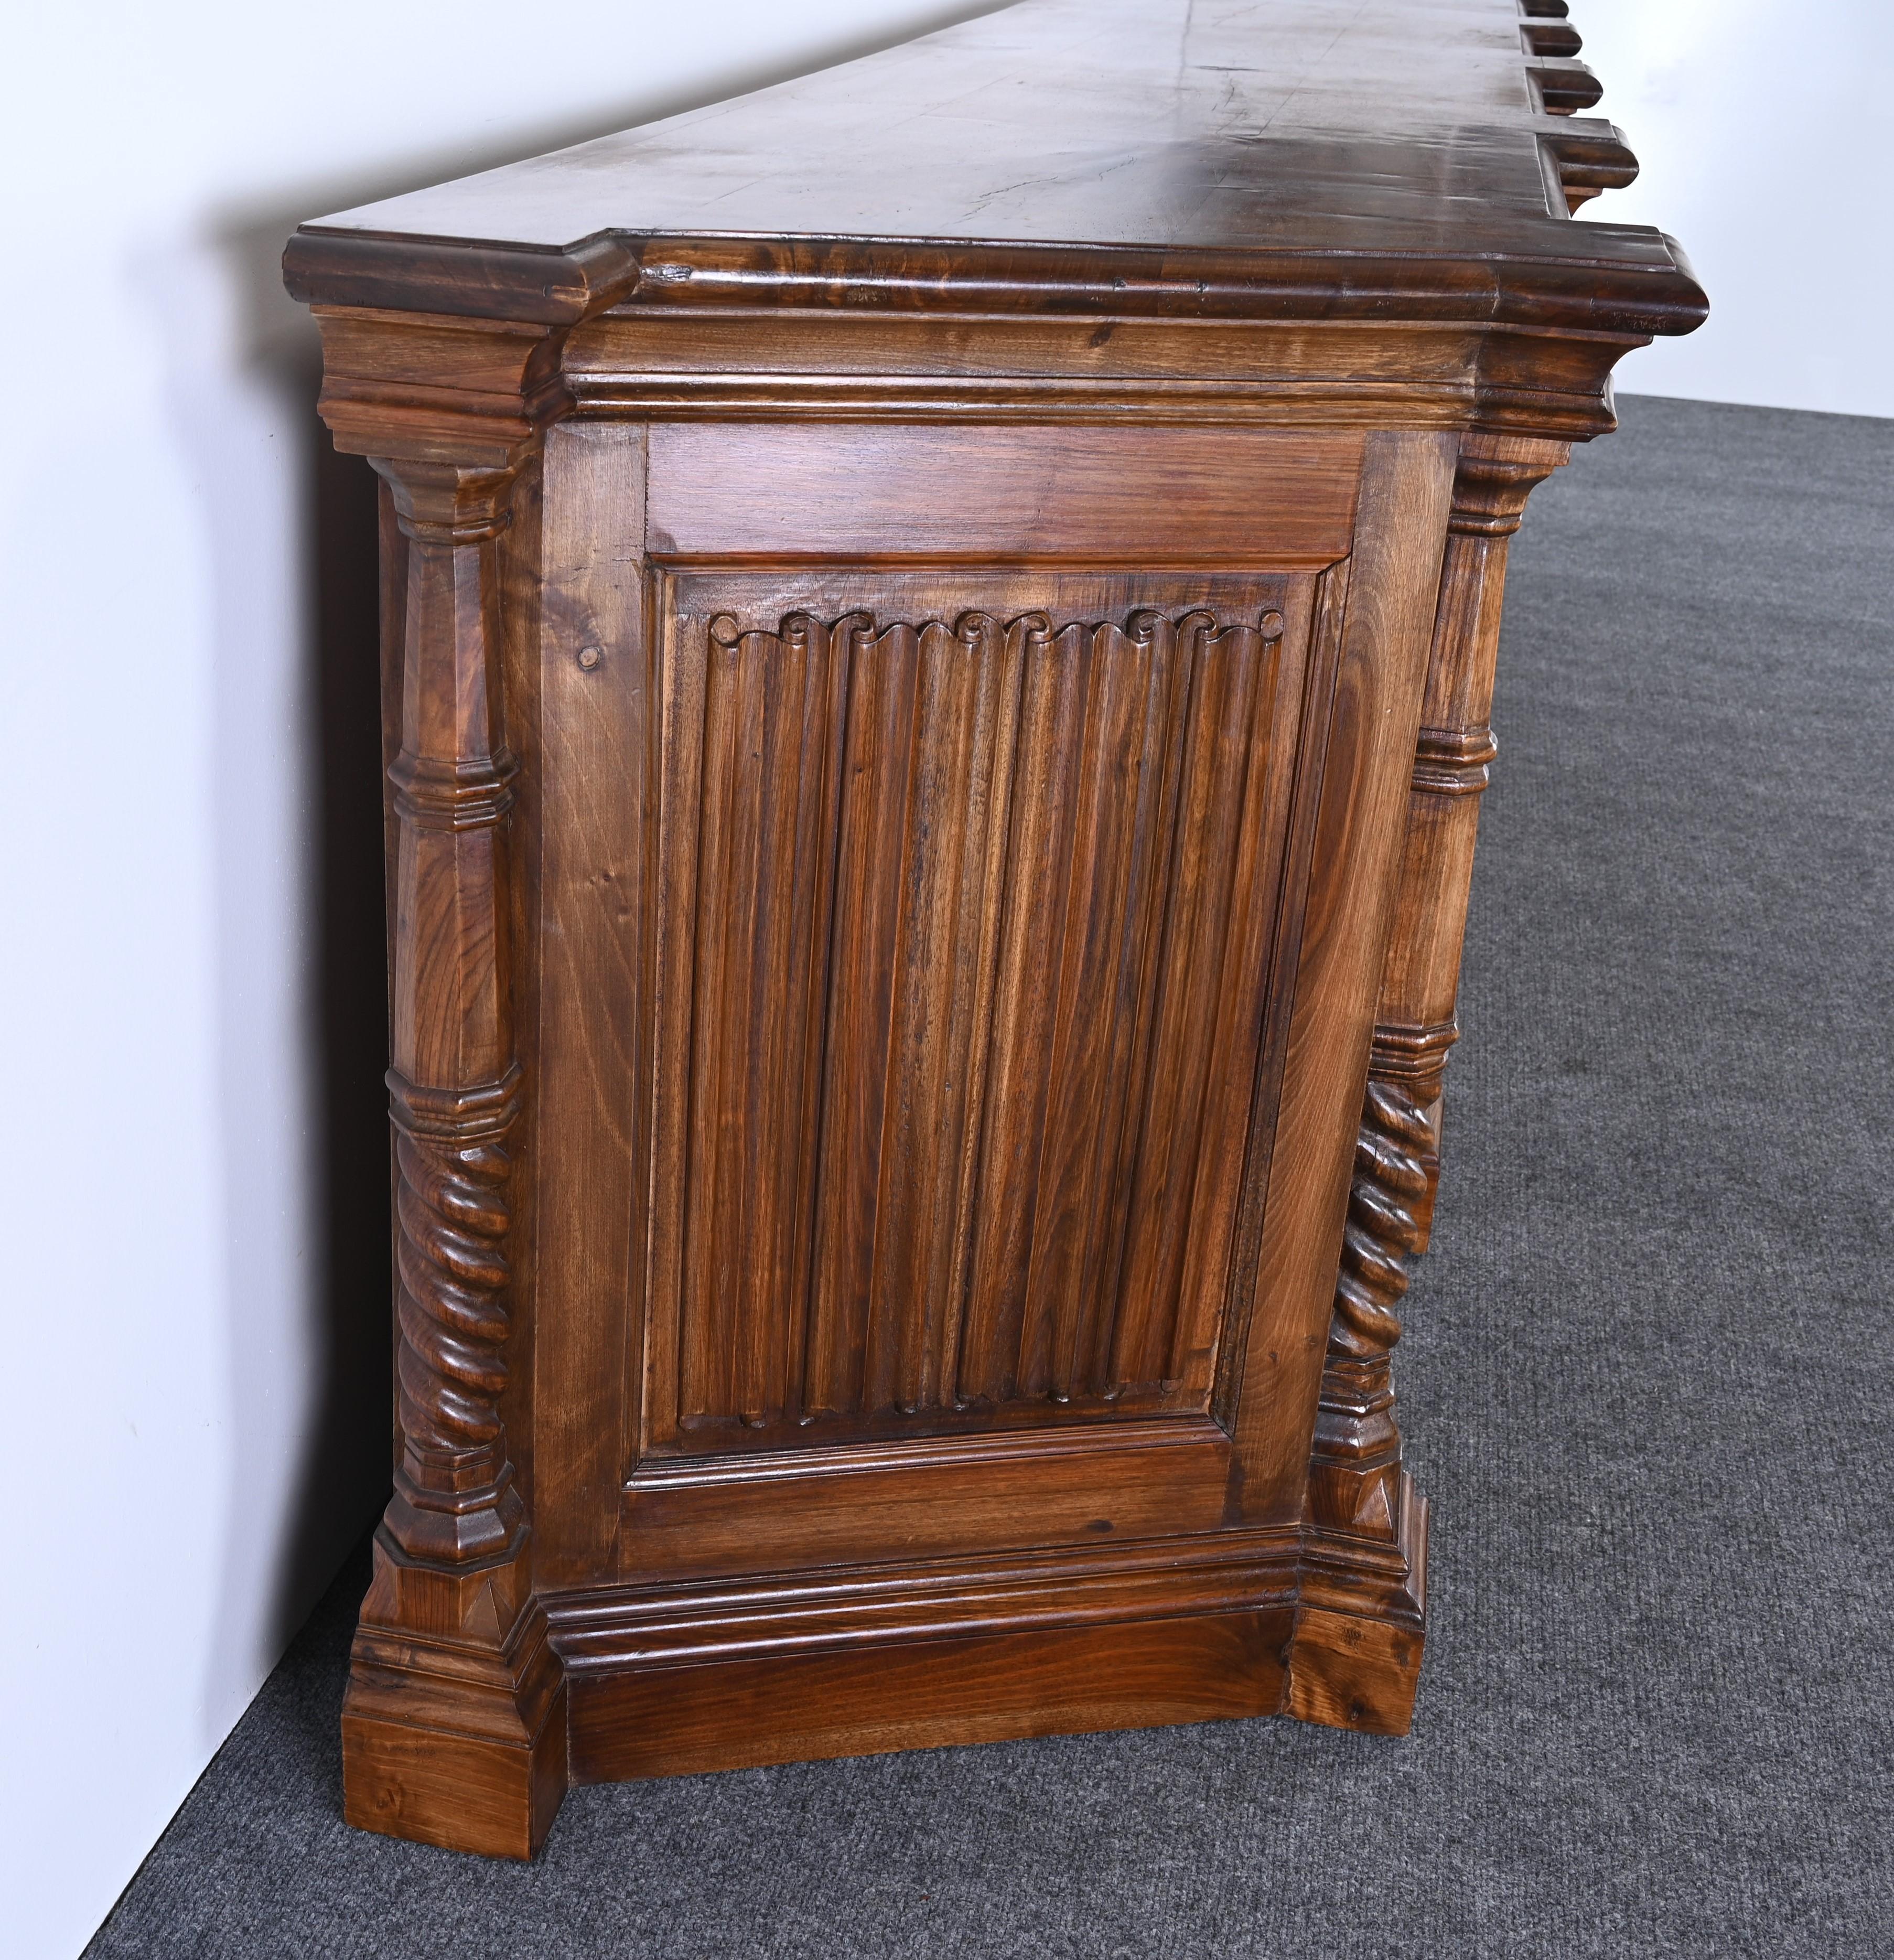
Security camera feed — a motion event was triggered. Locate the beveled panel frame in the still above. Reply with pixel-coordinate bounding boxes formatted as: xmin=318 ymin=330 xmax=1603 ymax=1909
xmin=640 ymin=570 xmax=1325 ymax=1463
xmin=522 ymin=421 xmax=1454 ymax=1592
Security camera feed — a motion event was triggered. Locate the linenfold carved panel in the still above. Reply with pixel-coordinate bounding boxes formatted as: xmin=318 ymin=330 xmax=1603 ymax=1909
xmin=644 ymin=578 xmax=1328 ymax=1455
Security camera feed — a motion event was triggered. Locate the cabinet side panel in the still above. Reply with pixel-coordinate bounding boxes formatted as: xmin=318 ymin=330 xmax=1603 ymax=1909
xmin=648 ymin=587 xmax=1304 ymax=1456
xmin=529 ymin=421 xmax=649 ymax=1589
xmin=1231 ymin=430 xmax=1458 ymax=1518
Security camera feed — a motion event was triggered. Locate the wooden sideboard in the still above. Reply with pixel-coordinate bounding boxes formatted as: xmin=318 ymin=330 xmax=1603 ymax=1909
xmin=284 ymin=0 xmax=1704 ymax=1858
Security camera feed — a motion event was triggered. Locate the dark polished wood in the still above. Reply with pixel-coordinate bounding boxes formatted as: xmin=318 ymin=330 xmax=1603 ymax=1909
xmin=288 ymin=0 xmax=1703 ymax=1858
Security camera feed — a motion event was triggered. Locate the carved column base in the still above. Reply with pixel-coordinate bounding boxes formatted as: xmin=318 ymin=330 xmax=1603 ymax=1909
xmin=1291 ymin=1063 xmax=1432 ymax=1734
xmin=1288 ymin=1470 xmax=1429 ymax=1736
xmin=341 ymin=1528 xmax=568 ymax=1858
xmin=1307 ymin=1352 xmax=1403 ymax=1540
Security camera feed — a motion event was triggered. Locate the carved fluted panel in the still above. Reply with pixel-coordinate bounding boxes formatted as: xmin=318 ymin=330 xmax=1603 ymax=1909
xmin=650 ymin=601 xmax=1303 ymax=1451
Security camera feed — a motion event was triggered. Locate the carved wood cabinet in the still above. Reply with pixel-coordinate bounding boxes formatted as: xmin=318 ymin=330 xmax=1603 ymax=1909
xmin=285 ymin=0 xmax=1703 ymax=1857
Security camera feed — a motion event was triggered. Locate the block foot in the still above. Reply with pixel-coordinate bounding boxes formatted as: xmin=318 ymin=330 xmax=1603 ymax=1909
xmin=340 ymin=1528 xmax=568 ymax=1859
xmin=1288 ymin=1471 xmax=1428 ymax=1737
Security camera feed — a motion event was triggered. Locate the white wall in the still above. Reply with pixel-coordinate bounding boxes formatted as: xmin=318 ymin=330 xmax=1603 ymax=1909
xmin=1575 ymin=0 xmax=1892 ymax=416
xmin=0 ymin=10 xmax=996 ymax=1957
xmin=0 ymin=3 xmax=1877 ymax=1955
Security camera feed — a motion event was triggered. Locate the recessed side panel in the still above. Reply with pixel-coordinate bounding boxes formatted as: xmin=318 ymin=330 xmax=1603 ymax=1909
xmin=640 ymin=568 xmax=1319 ymax=1466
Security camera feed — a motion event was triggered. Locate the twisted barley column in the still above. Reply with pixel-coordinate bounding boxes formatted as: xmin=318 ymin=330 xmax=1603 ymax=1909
xmin=382 ymin=1075 xmax=527 ymax=1565
xmin=394 ymin=1129 xmax=511 ymax=1459
xmin=1330 ymin=1078 xmax=1433 ymax=1364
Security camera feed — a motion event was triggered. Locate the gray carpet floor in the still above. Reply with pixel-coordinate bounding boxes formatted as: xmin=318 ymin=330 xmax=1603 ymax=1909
xmin=88 ymin=396 xmax=1894 ymax=1958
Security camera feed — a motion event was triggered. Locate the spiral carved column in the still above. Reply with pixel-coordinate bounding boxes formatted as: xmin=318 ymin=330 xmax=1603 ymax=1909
xmin=386 ymin=1073 xmax=525 ymax=1562
xmin=1306 ymin=1078 xmax=1433 ymax=1538
xmin=324 ymin=414 xmax=569 ymax=1857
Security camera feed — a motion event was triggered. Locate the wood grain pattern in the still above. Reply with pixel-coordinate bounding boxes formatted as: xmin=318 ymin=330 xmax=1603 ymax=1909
xmin=567 ymin=312 xmax=1635 ymax=441
xmin=644 ymin=424 xmax=1362 ymax=561
xmin=341 ymin=1701 xmax=568 ymax=1860
xmin=342 ymin=1535 xmax=568 ymax=1857
xmin=621 ymin=1418 xmax=1237 ymax=1581
xmin=568 ymin=1610 xmax=1293 ymax=1782
xmin=1372 ymin=434 xmax=1570 ymax=1249
xmin=1289 ymin=1466 xmax=1428 ymax=1732
xmin=284 ymin=0 xmax=1703 ymax=1859
xmin=552 ymin=1528 xmax=1302 ymax=1780
xmin=521 ymin=420 xmax=650 ymax=1590
xmin=647 ymin=602 xmax=1295 ymax=1451
xmin=1285 ymin=1605 xmax=1422 ymax=1736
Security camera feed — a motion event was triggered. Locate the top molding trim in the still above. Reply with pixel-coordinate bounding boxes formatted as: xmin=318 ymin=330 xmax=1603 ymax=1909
xmin=284 ymin=0 xmax=1704 ymax=341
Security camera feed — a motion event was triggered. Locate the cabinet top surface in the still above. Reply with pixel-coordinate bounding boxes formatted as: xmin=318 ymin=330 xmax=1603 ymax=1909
xmin=298 ymin=0 xmax=1686 ymax=288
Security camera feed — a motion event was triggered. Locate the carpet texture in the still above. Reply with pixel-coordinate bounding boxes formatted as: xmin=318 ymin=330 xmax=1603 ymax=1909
xmin=87 ymin=396 xmax=1894 ymax=1959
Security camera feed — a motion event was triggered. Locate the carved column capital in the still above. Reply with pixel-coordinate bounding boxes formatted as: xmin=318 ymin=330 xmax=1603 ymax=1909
xmin=371 ymin=456 xmax=524 ymax=543
xmin=1446 ymin=432 xmax=1572 ymax=536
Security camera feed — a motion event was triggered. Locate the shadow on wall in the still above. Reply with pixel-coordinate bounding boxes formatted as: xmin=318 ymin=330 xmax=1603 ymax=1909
xmin=166 ymin=0 xmax=1009 ymax=1711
